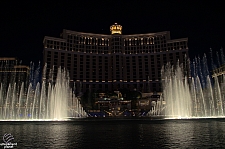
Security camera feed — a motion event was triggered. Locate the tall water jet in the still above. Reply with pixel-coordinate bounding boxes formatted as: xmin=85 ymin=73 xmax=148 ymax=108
xmin=0 ymin=64 xmax=87 ymax=121
xmin=152 ymin=52 xmax=225 ymax=119
xmin=162 ymin=63 xmax=192 ymax=118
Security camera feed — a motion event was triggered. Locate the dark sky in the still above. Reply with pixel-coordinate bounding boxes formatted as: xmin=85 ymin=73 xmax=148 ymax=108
xmin=1 ymin=1 xmax=225 ymax=66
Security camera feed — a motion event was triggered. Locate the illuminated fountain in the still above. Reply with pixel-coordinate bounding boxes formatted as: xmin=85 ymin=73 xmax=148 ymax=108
xmin=147 ymin=100 xmax=165 ymax=116
xmin=148 ymin=51 xmax=225 ymax=119
xmin=0 ymin=64 xmax=87 ymax=121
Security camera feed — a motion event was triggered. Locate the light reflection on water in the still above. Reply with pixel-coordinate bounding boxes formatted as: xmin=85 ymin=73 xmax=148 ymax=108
xmin=0 ymin=122 xmax=84 ymax=148
xmin=1 ymin=119 xmax=225 ymax=148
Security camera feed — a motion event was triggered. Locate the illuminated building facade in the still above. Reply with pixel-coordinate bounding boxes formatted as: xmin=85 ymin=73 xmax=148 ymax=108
xmin=0 ymin=57 xmax=30 ymax=96
xmin=43 ymin=23 xmax=188 ymax=93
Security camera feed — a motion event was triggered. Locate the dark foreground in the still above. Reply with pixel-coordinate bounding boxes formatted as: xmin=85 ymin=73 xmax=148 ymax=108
xmin=1 ymin=118 xmax=225 ymax=148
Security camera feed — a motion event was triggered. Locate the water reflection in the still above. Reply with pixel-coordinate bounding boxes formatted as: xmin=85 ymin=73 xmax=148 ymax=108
xmin=0 ymin=122 xmax=84 ymax=148
xmin=164 ymin=121 xmax=195 ymax=148
xmin=1 ymin=119 xmax=225 ymax=148
xmin=163 ymin=120 xmax=225 ymax=148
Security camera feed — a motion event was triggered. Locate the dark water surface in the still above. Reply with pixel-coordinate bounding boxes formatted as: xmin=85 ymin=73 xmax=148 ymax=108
xmin=1 ymin=118 xmax=225 ymax=148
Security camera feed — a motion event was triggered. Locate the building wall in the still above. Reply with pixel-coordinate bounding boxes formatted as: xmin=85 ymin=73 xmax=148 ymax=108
xmin=43 ymin=29 xmax=189 ymax=93
xmin=0 ymin=57 xmax=30 ymax=99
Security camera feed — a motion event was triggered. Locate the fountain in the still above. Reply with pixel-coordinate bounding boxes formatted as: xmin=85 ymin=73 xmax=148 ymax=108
xmin=0 ymin=63 xmax=87 ymax=121
xmin=148 ymin=51 xmax=225 ymax=119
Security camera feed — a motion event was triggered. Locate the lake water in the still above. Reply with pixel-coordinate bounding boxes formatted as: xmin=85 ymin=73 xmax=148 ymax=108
xmin=1 ymin=118 xmax=225 ymax=148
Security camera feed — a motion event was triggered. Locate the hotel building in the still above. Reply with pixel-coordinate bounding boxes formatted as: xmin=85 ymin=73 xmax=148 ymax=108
xmin=0 ymin=57 xmax=30 ymax=97
xmin=43 ymin=23 xmax=188 ymax=93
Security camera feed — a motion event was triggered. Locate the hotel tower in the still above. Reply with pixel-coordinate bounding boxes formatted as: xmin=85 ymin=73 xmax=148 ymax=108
xmin=43 ymin=23 xmax=188 ymax=93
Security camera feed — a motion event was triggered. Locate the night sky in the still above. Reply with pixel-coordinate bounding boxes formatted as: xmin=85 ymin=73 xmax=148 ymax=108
xmin=1 ymin=1 xmax=225 ymax=66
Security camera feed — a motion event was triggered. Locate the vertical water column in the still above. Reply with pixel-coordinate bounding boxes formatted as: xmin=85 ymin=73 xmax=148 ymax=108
xmin=214 ymin=76 xmax=224 ymax=116
xmin=32 ymin=83 xmax=40 ymax=119
xmin=206 ymin=76 xmax=215 ymax=116
xmin=25 ymin=83 xmax=33 ymax=119
xmin=46 ymin=83 xmax=52 ymax=119
xmin=163 ymin=63 xmax=192 ymax=118
xmin=39 ymin=82 xmax=46 ymax=119
xmin=17 ymin=82 xmax=24 ymax=119
xmin=0 ymin=84 xmax=3 ymax=119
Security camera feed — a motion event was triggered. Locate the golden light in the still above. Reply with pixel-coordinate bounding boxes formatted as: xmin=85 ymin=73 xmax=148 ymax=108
xmin=110 ymin=23 xmax=122 ymax=34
